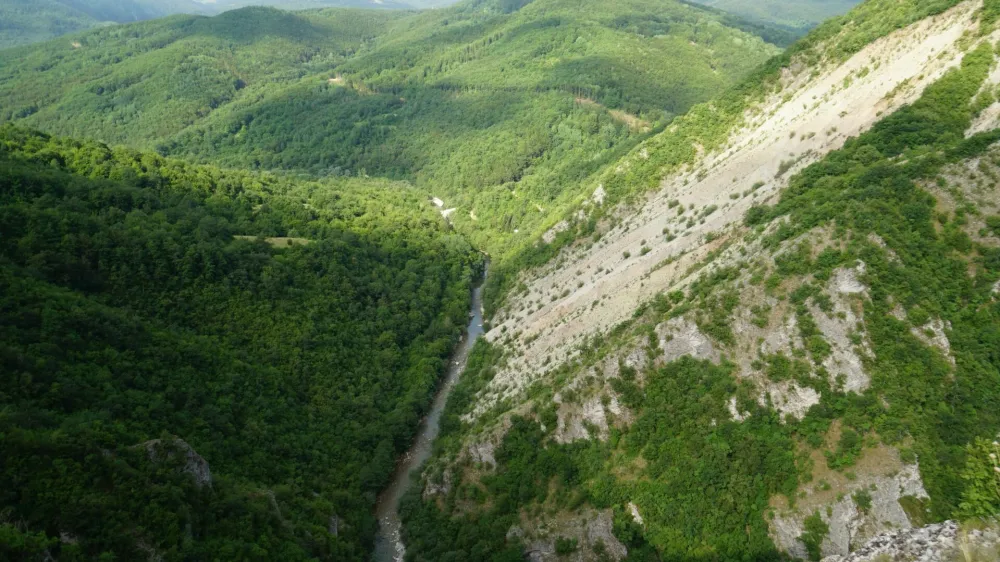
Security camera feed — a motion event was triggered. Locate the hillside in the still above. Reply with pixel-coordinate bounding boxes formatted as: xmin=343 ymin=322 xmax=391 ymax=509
xmin=0 ymin=0 xmax=211 ymax=49
xmin=0 ymin=0 xmax=422 ymax=50
xmin=401 ymin=0 xmax=1000 ymax=560
xmin=0 ymin=0 xmax=784 ymax=265
xmin=687 ymin=0 xmax=861 ymax=31
xmin=0 ymin=125 xmax=480 ymax=561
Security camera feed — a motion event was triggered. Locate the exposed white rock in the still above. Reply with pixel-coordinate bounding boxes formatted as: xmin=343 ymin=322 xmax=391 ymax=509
xmin=555 ymin=395 xmax=610 ymax=444
xmin=482 ymin=0 xmax=982 ymax=410
xmin=866 ymin=233 xmax=900 ymax=263
xmin=140 ymin=438 xmax=212 ymax=488
xmin=59 ymin=532 xmax=79 ymax=545
xmin=468 ymin=439 xmax=498 ymax=467
xmin=598 ymin=347 xmax=648 ymax=382
xmin=760 ymin=313 xmax=804 ymax=356
xmin=763 ymin=381 xmax=820 ymax=421
xmin=592 ymin=185 xmax=606 ymax=205
xmin=727 ymin=396 xmax=751 ymax=422
xmin=820 ymin=521 xmax=1000 ymax=562
xmin=628 ymin=502 xmax=644 ymax=526
xmin=431 ymin=197 xmax=445 ymax=207
xmin=543 ymin=221 xmax=571 ymax=244
xmin=771 ymin=515 xmax=810 ymax=560
xmin=832 ymin=264 xmax=867 ymax=295
xmin=889 ymin=302 xmax=907 ymax=321
xmin=910 ymin=318 xmax=955 ymax=367
xmin=524 ymin=509 xmax=627 ymax=562
xmin=656 ymin=318 xmax=720 ymax=364
xmin=136 ymin=539 xmax=164 ymax=562
xmin=422 ymin=467 xmax=453 ymax=499
xmin=771 ymin=459 xmax=930 ymax=559
xmin=623 ymin=347 xmax=648 ymax=371
xmin=813 ymin=265 xmax=872 ymax=393
xmin=462 ymin=418 xmax=513 ymax=468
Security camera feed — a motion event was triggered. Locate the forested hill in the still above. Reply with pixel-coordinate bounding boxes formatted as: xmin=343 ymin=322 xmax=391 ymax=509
xmin=0 ymin=0 xmax=785 ymax=262
xmin=0 ymin=125 xmax=480 ymax=560
xmin=686 ymin=0 xmax=861 ymax=31
xmin=0 ymin=0 xmax=422 ymax=49
xmin=0 ymin=0 xmax=211 ymax=49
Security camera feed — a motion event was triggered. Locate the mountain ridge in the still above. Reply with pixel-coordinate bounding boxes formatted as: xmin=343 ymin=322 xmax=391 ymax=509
xmin=399 ymin=0 xmax=1000 ymax=559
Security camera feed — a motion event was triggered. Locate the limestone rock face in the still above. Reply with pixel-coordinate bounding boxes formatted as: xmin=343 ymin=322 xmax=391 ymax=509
xmin=141 ymin=437 xmax=212 ymax=488
xmin=656 ymin=318 xmax=720 ymax=364
xmin=522 ymin=509 xmax=628 ymax=562
xmin=820 ymin=521 xmax=1000 ymax=562
xmin=769 ymin=447 xmax=931 ymax=559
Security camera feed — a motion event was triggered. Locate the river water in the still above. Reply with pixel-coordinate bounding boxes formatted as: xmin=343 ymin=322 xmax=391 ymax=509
xmin=372 ymin=270 xmax=486 ymax=562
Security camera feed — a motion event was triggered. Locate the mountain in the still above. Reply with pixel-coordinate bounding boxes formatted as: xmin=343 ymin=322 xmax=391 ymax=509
xmin=0 ymin=0 xmax=419 ymax=49
xmin=0 ymin=0 xmax=784 ymax=263
xmin=686 ymin=0 xmax=861 ymax=30
xmin=0 ymin=2 xmax=792 ymax=559
xmin=397 ymin=0 xmax=1000 ymax=559
xmin=3 ymin=0 xmax=1000 ymax=559
xmin=58 ymin=0 xmax=211 ymax=21
xmin=0 ymin=0 xmax=213 ymax=49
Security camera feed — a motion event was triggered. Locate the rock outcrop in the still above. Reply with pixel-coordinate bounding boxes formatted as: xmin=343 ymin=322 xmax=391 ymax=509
xmin=820 ymin=521 xmax=1000 ymax=562
xmin=140 ymin=437 xmax=212 ymax=488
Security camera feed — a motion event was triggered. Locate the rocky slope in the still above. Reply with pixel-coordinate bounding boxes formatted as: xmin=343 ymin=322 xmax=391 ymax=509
xmin=407 ymin=1 xmax=1000 ymax=560
xmin=821 ymin=521 xmax=1000 ymax=562
xmin=483 ymin=0 xmax=986 ymax=412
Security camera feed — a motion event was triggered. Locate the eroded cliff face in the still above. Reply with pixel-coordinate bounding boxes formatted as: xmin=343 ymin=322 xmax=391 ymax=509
xmin=481 ymin=0 xmax=987 ymax=413
xmin=416 ymin=2 xmax=1000 ymax=560
xmin=820 ymin=521 xmax=1000 ymax=562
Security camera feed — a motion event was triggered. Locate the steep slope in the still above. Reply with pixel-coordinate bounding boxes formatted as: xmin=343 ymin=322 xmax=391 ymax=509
xmin=485 ymin=0 xmax=982 ymax=404
xmin=401 ymin=1 xmax=1000 ymax=560
xmin=0 ymin=0 xmax=784 ymax=262
xmin=0 ymin=126 xmax=479 ymax=561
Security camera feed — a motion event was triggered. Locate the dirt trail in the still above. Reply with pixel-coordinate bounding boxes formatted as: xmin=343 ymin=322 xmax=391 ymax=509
xmin=478 ymin=0 xmax=983 ymax=415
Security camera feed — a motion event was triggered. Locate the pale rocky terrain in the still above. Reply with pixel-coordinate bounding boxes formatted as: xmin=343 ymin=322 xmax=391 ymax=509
xmin=480 ymin=0 xmax=990 ymax=416
xmin=821 ymin=521 xmax=1000 ymax=562
xmin=509 ymin=509 xmax=628 ymax=562
xmin=430 ymin=3 xmax=1000 ymax=561
xmin=770 ymin=440 xmax=931 ymax=559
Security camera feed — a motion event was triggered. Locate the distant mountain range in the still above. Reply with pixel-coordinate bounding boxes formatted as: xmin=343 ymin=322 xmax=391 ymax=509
xmin=0 ymin=0 xmax=863 ymax=50
xmin=686 ymin=0 xmax=860 ymax=29
xmin=0 ymin=0 xmax=452 ymax=49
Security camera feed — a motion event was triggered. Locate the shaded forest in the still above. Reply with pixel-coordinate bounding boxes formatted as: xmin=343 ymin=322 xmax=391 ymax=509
xmin=0 ymin=125 xmax=481 ymax=560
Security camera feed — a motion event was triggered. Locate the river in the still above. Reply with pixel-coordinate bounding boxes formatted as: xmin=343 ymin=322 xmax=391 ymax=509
xmin=372 ymin=268 xmax=487 ymax=562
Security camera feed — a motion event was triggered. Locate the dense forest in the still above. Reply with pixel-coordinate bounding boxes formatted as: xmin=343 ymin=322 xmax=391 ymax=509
xmin=0 ymin=125 xmax=481 ymax=560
